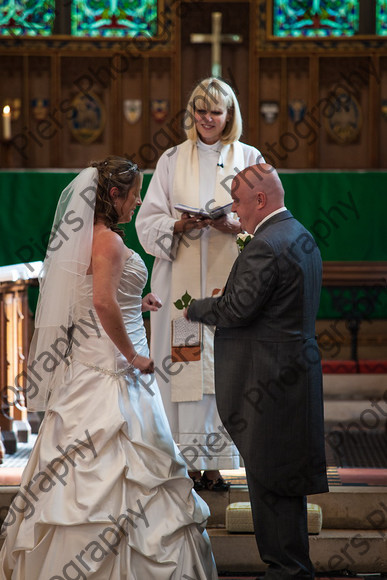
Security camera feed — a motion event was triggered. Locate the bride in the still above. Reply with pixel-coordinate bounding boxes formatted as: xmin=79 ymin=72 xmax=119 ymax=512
xmin=0 ymin=157 xmax=218 ymax=579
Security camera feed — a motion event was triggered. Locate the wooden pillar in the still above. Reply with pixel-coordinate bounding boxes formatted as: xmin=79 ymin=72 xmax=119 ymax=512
xmin=369 ymin=54 xmax=380 ymax=168
xmin=308 ymin=55 xmax=319 ymax=168
xmin=0 ymin=281 xmax=32 ymax=453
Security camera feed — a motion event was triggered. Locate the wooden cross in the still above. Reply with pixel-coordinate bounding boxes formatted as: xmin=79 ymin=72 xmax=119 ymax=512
xmin=190 ymin=12 xmax=243 ymax=77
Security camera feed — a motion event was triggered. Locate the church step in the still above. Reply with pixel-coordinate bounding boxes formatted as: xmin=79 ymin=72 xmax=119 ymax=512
xmin=200 ymin=485 xmax=387 ymax=530
xmin=323 ymin=373 xmax=387 ymax=399
xmin=209 ymin=528 xmax=387 ymax=573
xmin=1 ymin=483 xmax=387 ymax=531
xmin=1 ymin=527 xmax=385 ymax=573
xmin=324 ymin=399 xmax=387 ymax=424
xmin=310 ymin=486 xmax=387 ymax=530
xmin=1 ymin=485 xmax=386 ymax=572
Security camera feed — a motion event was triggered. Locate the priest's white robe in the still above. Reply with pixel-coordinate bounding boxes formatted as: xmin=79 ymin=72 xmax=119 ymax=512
xmin=136 ymin=138 xmax=264 ymax=470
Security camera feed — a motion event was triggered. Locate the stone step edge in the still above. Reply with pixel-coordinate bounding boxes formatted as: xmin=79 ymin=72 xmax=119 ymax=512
xmin=323 ymin=398 xmax=387 ymax=423
xmin=209 ymin=527 xmax=387 ymax=537
xmin=209 ymin=528 xmax=387 ymax=573
xmin=323 ymin=373 xmax=387 ymax=398
xmin=200 ymin=485 xmax=387 ymax=530
xmin=1 ymin=486 xmax=387 ymax=531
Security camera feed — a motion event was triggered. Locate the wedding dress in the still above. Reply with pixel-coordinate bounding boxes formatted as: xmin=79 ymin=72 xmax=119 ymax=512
xmin=0 ymin=251 xmax=218 ymax=580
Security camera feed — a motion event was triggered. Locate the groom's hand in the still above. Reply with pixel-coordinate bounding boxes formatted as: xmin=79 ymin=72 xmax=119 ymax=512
xmin=208 ymin=215 xmax=242 ymax=234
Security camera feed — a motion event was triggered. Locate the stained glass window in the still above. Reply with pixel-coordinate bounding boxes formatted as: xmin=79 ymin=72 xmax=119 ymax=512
xmin=273 ymin=1 xmax=360 ymax=37
xmin=376 ymin=0 xmax=387 ymax=35
xmin=72 ymin=0 xmax=158 ymax=38
xmin=0 ymin=0 xmax=55 ymax=37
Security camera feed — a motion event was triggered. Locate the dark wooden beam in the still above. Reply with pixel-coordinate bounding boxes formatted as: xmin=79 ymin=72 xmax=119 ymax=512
xmin=322 ymin=261 xmax=387 ymax=287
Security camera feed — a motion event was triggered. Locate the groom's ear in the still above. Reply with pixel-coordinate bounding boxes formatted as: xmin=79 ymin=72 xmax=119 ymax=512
xmin=256 ymin=191 xmax=267 ymax=208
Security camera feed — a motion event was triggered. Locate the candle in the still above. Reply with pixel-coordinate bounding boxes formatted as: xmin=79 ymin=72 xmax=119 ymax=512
xmin=3 ymin=105 xmax=11 ymax=140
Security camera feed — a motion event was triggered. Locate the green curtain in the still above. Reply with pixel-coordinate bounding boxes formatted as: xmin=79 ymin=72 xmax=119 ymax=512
xmin=1 ymin=170 xmax=386 ymax=318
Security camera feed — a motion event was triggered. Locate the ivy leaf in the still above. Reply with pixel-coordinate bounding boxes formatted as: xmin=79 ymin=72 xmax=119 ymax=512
xmin=174 ymin=299 xmax=184 ymax=310
xmin=182 ymin=291 xmax=192 ymax=308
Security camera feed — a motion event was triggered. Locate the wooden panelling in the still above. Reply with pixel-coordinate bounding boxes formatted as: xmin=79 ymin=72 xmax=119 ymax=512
xmin=0 ymin=1 xmax=387 ymax=169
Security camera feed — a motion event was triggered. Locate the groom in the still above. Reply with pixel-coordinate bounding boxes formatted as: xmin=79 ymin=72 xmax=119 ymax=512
xmin=186 ymin=164 xmax=328 ymax=577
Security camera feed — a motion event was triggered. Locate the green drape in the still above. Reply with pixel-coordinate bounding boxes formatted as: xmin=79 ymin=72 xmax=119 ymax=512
xmin=1 ymin=170 xmax=386 ymax=318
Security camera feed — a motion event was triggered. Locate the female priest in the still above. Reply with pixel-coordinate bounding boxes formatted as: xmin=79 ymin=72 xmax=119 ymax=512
xmin=136 ymin=78 xmax=265 ymax=491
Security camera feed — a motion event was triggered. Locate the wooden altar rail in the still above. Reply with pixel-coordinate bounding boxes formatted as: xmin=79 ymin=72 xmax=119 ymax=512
xmin=322 ymin=261 xmax=387 ymax=287
xmin=321 ymin=261 xmax=387 ymax=364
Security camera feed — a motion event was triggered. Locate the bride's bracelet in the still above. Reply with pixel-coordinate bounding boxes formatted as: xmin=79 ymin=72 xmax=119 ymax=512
xmin=130 ymin=353 xmax=138 ymax=366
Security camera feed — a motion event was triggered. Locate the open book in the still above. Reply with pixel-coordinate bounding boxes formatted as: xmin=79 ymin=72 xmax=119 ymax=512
xmin=174 ymin=201 xmax=233 ymax=220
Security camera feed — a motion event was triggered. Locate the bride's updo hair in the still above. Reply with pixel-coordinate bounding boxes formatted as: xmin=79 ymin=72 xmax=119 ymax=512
xmin=90 ymin=156 xmax=140 ymax=238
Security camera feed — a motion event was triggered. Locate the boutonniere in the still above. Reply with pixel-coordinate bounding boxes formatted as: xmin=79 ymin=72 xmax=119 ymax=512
xmin=236 ymin=232 xmax=254 ymax=252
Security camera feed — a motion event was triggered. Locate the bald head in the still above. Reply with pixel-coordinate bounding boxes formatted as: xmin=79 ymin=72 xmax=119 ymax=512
xmin=231 ymin=164 xmax=285 ymax=233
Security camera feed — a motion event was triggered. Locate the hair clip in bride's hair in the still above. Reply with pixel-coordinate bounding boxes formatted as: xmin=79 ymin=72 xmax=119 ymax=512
xmin=118 ymin=163 xmax=138 ymax=175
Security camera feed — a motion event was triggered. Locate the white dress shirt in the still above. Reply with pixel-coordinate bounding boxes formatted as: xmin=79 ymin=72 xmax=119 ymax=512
xmin=254 ymin=206 xmax=288 ymax=234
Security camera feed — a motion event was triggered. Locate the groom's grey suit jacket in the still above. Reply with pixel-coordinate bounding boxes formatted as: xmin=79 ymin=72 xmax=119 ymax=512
xmin=188 ymin=210 xmax=328 ymax=496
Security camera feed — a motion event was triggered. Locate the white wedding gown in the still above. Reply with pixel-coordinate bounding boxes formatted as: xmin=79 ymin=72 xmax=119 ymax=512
xmin=0 ymin=252 xmax=218 ymax=579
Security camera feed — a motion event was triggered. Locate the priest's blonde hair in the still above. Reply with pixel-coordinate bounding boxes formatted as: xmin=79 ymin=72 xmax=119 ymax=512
xmin=184 ymin=78 xmax=242 ymax=144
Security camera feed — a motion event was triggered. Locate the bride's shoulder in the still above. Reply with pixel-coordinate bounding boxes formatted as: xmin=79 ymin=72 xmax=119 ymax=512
xmin=92 ymin=225 xmax=126 ymax=259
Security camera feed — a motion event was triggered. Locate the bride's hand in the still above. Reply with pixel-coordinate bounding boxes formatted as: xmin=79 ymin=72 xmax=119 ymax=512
xmin=142 ymin=293 xmax=162 ymax=312
xmin=131 ymin=354 xmax=154 ymax=374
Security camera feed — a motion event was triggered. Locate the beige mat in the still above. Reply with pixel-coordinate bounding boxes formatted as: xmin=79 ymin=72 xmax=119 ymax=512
xmin=226 ymin=502 xmax=323 ymax=534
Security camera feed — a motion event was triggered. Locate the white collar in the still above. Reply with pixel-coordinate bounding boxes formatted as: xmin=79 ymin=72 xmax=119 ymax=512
xmin=253 ymin=207 xmax=287 ymax=234
xmin=196 ymin=138 xmax=222 ymax=153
